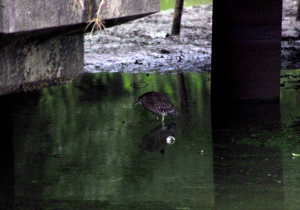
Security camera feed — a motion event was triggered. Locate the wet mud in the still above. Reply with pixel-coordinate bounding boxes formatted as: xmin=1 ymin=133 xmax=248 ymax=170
xmin=84 ymin=0 xmax=300 ymax=73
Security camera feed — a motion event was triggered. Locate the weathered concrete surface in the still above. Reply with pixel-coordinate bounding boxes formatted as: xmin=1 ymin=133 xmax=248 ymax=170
xmin=0 ymin=0 xmax=160 ymax=33
xmin=0 ymin=0 xmax=159 ymax=95
xmin=0 ymin=33 xmax=84 ymax=95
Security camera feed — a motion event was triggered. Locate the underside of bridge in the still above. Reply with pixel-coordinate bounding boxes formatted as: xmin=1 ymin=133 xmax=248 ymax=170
xmin=0 ymin=0 xmax=159 ymax=95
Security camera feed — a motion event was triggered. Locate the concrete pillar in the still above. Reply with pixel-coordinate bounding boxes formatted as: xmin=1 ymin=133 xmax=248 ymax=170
xmin=0 ymin=33 xmax=84 ymax=95
xmin=0 ymin=95 xmax=13 ymax=209
xmin=0 ymin=0 xmax=160 ymax=33
xmin=211 ymin=0 xmax=282 ymax=101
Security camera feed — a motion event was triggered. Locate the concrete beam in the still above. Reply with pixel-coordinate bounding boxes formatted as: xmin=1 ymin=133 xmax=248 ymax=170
xmin=0 ymin=0 xmax=160 ymax=34
xmin=0 ymin=33 xmax=84 ymax=95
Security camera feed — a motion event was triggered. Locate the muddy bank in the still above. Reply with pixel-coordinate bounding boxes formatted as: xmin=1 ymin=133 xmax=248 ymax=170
xmin=84 ymin=0 xmax=300 ymax=73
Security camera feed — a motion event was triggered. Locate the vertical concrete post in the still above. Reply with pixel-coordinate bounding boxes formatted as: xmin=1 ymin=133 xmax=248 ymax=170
xmin=211 ymin=0 xmax=282 ymax=101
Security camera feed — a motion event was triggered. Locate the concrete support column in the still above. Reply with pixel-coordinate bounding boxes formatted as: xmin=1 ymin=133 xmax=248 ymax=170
xmin=211 ymin=0 xmax=282 ymax=101
xmin=0 ymin=33 xmax=84 ymax=95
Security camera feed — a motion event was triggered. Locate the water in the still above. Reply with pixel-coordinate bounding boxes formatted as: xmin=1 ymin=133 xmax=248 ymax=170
xmin=2 ymin=71 xmax=300 ymax=209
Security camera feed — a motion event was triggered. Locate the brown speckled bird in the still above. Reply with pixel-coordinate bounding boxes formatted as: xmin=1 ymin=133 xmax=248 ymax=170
xmin=133 ymin=91 xmax=178 ymax=121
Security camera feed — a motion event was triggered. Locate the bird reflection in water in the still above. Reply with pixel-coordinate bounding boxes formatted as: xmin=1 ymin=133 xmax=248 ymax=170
xmin=133 ymin=92 xmax=178 ymax=121
xmin=140 ymin=123 xmax=176 ymax=154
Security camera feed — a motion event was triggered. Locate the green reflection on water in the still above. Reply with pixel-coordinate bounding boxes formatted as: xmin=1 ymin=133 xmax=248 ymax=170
xmin=11 ymin=71 xmax=300 ymax=209
xmin=14 ymin=72 xmax=213 ymax=209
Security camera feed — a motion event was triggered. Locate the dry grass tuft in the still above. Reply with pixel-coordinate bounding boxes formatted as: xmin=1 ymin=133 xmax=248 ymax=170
xmin=85 ymin=17 xmax=106 ymax=34
xmin=85 ymin=0 xmax=106 ymax=35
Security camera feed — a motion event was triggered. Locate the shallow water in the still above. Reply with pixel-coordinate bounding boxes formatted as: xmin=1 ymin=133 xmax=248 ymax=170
xmin=2 ymin=71 xmax=300 ymax=209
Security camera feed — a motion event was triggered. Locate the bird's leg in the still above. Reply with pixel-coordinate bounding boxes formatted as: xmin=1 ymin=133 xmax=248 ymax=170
xmin=161 ymin=116 xmax=164 ymax=121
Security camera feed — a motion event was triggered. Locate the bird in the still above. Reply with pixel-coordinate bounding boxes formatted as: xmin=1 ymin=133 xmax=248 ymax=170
xmin=133 ymin=91 xmax=178 ymax=121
